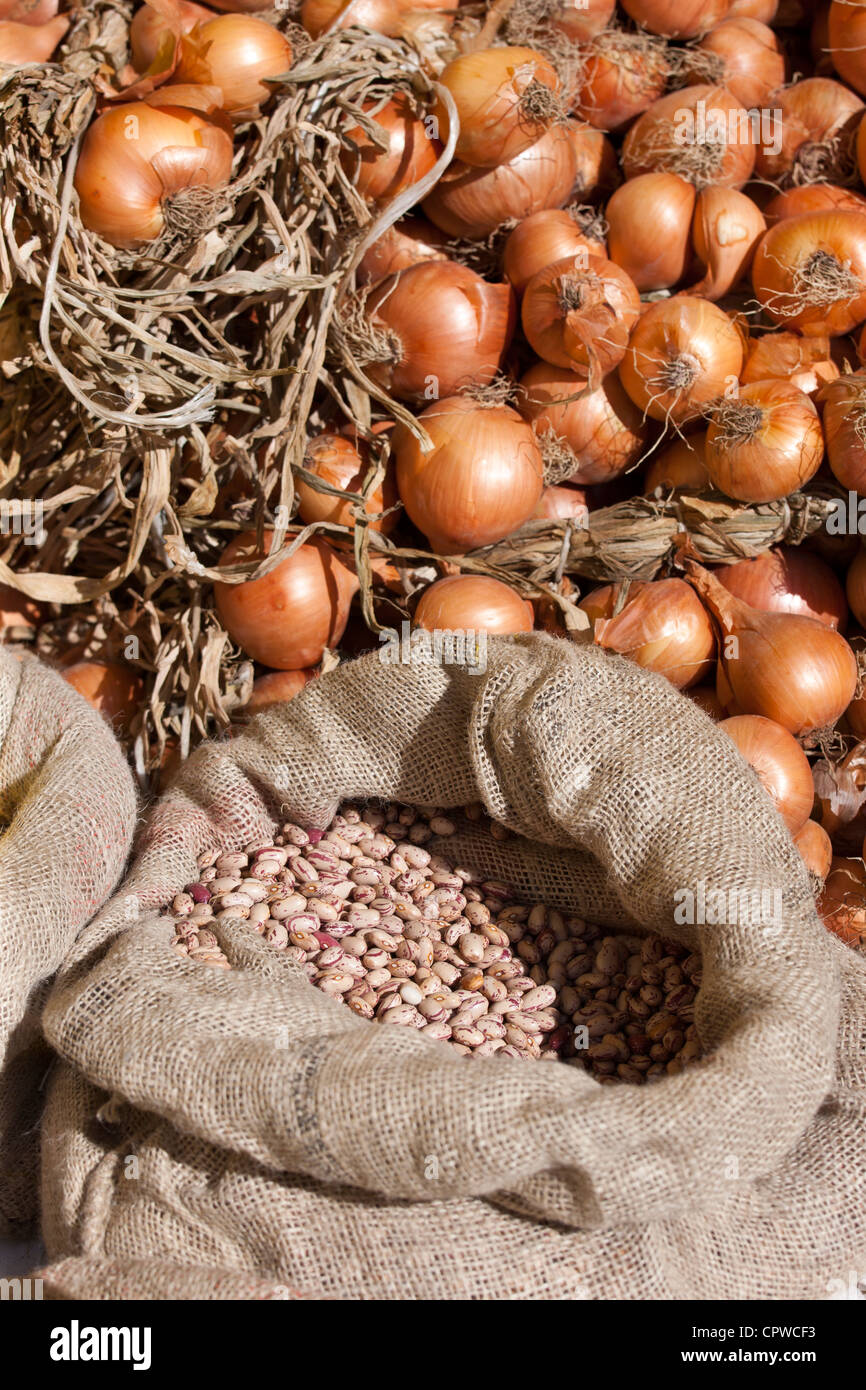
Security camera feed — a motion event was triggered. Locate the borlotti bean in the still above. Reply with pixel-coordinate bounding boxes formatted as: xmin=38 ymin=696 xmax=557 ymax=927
xmin=167 ymin=803 xmax=702 ymax=1082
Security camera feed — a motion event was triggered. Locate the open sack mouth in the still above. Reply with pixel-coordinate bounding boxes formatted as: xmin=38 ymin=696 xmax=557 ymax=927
xmin=167 ymin=799 xmax=704 ymax=1080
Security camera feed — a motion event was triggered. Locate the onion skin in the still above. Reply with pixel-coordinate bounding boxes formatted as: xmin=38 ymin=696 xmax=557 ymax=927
xmin=565 ymin=121 xmax=620 ymax=204
xmin=173 ymin=14 xmax=293 ymax=116
xmin=298 ymin=434 xmax=398 ymax=534
xmin=413 ymin=575 xmax=534 ymax=635
xmin=743 ymin=332 xmax=838 ymax=397
xmin=73 ymin=102 xmax=234 ymax=249
xmin=0 ymin=581 xmax=42 ymax=636
xmin=363 ymin=261 xmax=515 ymax=404
xmin=532 ymin=483 xmax=589 ymax=521
xmin=715 ymin=546 xmax=848 ymax=632
xmin=519 ymin=362 xmax=647 ymax=484
xmin=620 ymin=0 xmax=732 ymax=38
xmin=644 ymin=432 xmax=711 ymax=493
xmin=393 ymin=396 xmax=544 ymax=554
xmin=828 ymin=1 xmax=866 ymax=98
xmin=243 ymin=668 xmax=315 ymax=715
xmin=433 ymin=47 xmax=560 ymax=170
xmin=422 ymin=124 xmax=576 ymax=239
xmin=751 ymin=211 xmax=866 ymax=337
xmin=619 ymin=298 xmax=745 ymax=426
xmin=763 ymin=184 xmax=866 ymax=225
xmin=341 ymin=96 xmax=440 ymax=206
xmin=356 ymin=217 xmax=448 ymax=287
xmin=704 ymin=379 xmax=824 ymax=505
xmin=685 ymin=187 xmax=766 ymax=302
xmin=818 ymin=857 xmax=866 ymax=945
xmin=521 ymin=253 xmax=640 ymax=378
xmin=729 ymin=0 xmax=777 ymax=17
xmin=584 ymin=577 xmax=716 ymax=689
xmin=605 ymin=173 xmax=695 ymax=293
xmin=130 ymin=1 xmax=214 ymax=71
xmin=62 ymin=661 xmax=143 ymax=732
xmin=622 ymin=85 xmax=756 ymax=190
xmin=214 ymin=533 xmax=357 ymax=670
xmin=571 ymin=31 xmax=669 ymax=133
xmin=686 ymin=560 xmax=858 ymax=737
xmin=720 ymin=713 xmax=815 ymax=833
xmin=0 ymin=11 xmax=67 ymax=63
xmin=549 ymin=0 xmax=614 ymax=40
xmin=301 ymin=0 xmax=456 ymax=38
xmin=821 ymin=373 xmax=866 ymax=493
xmin=0 ymin=1 xmax=59 ymax=20
xmin=691 ymin=17 xmax=784 ymax=109
xmin=503 ymin=210 xmax=605 ymax=296
xmin=793 ymin=818 xmax=833 ymax=879
xmin=754 ymin=78 xmax=864 ymax=185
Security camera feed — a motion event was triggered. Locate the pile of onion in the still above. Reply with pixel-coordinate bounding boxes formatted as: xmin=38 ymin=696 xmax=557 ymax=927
xmin=393 ymin=397 xmax=543 ymax=554
xmin=214 ymin=532 xmax=358 ymax=669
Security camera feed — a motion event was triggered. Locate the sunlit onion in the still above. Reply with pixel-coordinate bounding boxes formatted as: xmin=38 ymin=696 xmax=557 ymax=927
xmin=720 ymin=713 xmax=814 ymax=833
xmin=619 ymin=297 xmax=745 ymax=425
xmin=521 ymin=253 xmax=640 ymax=381
xmin=341 ymin=95 xmax=440 ymax=205
xmin=519 ymin=362 xmax=647 ymax=484
xmin=571 ymin=29 xmax=670 ymax=132
xmin=622 ymin=85 xmax=756 ymax=190
xmin=643 ymin=432 xmax=711 ymax=492
xmin=413 ymin=574 xmax=533 ymax=634
xmin=582 ymin=576 xmax=716 ymax=689
xmin=356 ymin=216 xmax=448 ymax=287
xmin=754 ymin=78 xmax=864 ymax=186
xmin=793 ymin=818 xmax=833 ymax=879
xmin=715 ymin=546 xmax=848 ymax=631
xmin=298 ymin=433 xmax=398 ymax=533
xmin=751 ymin=210 xmax=866 ymax=337
xmin=432 ymin=46 xmax=561 ymax=170
xmin=173 ymin=13 xmax=292 ymax=115
xmin=503 ymin=209 xmax=606 ymax=296
xmin=704 ymin=379 xmax=824 ymax=504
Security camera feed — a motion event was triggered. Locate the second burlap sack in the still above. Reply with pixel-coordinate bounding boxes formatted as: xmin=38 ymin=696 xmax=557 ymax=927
xmin=0 ymin=645 xmax=137 ymax=1235
xmin=38 ymin=635 xmax=866 ymax=1298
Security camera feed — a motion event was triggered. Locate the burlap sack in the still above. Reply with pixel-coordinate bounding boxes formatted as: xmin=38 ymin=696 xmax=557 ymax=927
xmin=38 ymin=635 xmax=866 ymax=1299
xmin=0 ymin=645 xmax=137 ymax=1235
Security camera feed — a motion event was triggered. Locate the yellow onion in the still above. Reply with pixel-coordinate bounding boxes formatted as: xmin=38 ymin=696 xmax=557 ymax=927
xmin=0 ymin=1 xmax=59 ymax=19
xmin=684 ymin=187 xmax=766 ymax=301
xmin=828 ymin=1 xmax=866 ymax=98
xmin=393 ymin=396 xmax=543 ymax=553
xmin=519 ymin=362 xmax=647 ymax=484
xmin=704 ymin=379 xmax=824 ymax=504
xmin=605 ymin=173 xmax=695 ymax=292
xmin=521 ymin=253 xmax=640 ymax=381
xmin=715 ymin=546 xmax=848 ymax=631
xmin=720 ymin=713 xmax=814 ymax=833
xmin=62 ymin=661 xmax=143 ymax=733
xmin=549 ymin=0 xmax=614 ymax=39
xmin=0 ymin=11 xmax=67 ymax=62
xmin=686 ymin=559 xmax=857 ymax=736
xmin=818 ymin=857 xmax=866 ymax=945
xmin=764 ymin=183 xmax=866 ymax=225
xmin=619 ymin=298 xmax=745 ymax=425
xmin=644 ymin=432 xmax=711 ymax=493
xmin=820 ymin=372 xmax=866 ymax=492
xmin=0 ymin=581 xmax=42 ymax=637
xmin=413 ymin=574 xmax=533 ymax=635
xmin=622 ymin=85 xmax=756 ymax=190
xmin=74 ymin=101 xmax=234 ymax=249
xmin=356 ymin=216 xmax=448 ymax=287
xmin=432 ymin=46 xmax=560 ymax=170
xmin=793 ymin=818 xmax=833 ymax=879
xmin=173 ymin=14 xmax=292 ymax=115
xmin=422 ymin=123 xmax=576 ymax=239
xmin=620 ymin=0 xmax=732 ymax=38
xmin=532 ymin=483 xmax=589 ymax=521
xmin=752 ymin=211 xmax=866 ymax=337
xmin=729 ymin=0 xmax=777 ymax=16
xmin=582 ymin=577 xmax=716 ymax=689
xmin=130 ymin=1 xmax=214 ymax=71
xmin=214 ymin=532 xmax=357 ymax=669
xmin=341 ymin=95 xmax=440 ymax=206
xmin=689 ymin=17 xmax=784 ymax=108
xmin=814 ymin=740 xmax=866 ymax=853
xmin=301 ymin=0 xmax=456 ymax=38
xmin=565 ymin=120 xmax=620 ymax=204
xmin=743 ymin=331 xmax=838 ymax=397
xmin=244 ymin=668 xmax=315 ymax=715
xmin=298 ymin=433 xmax=398 ymax=534
xmin=503 ymin=210 xmax=605 ymax=296
xmin=755 ymin=78 xmax=864 ymax=185
xmin=361 ymin=261 xmax=515 ymax=403
xmin=571 ymin=30 xmax=670 ymax=133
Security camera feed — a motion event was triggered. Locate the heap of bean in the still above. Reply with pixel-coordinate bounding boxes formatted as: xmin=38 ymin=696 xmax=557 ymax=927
xmin=167 ymin=803 xmax=703 ymax=1082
